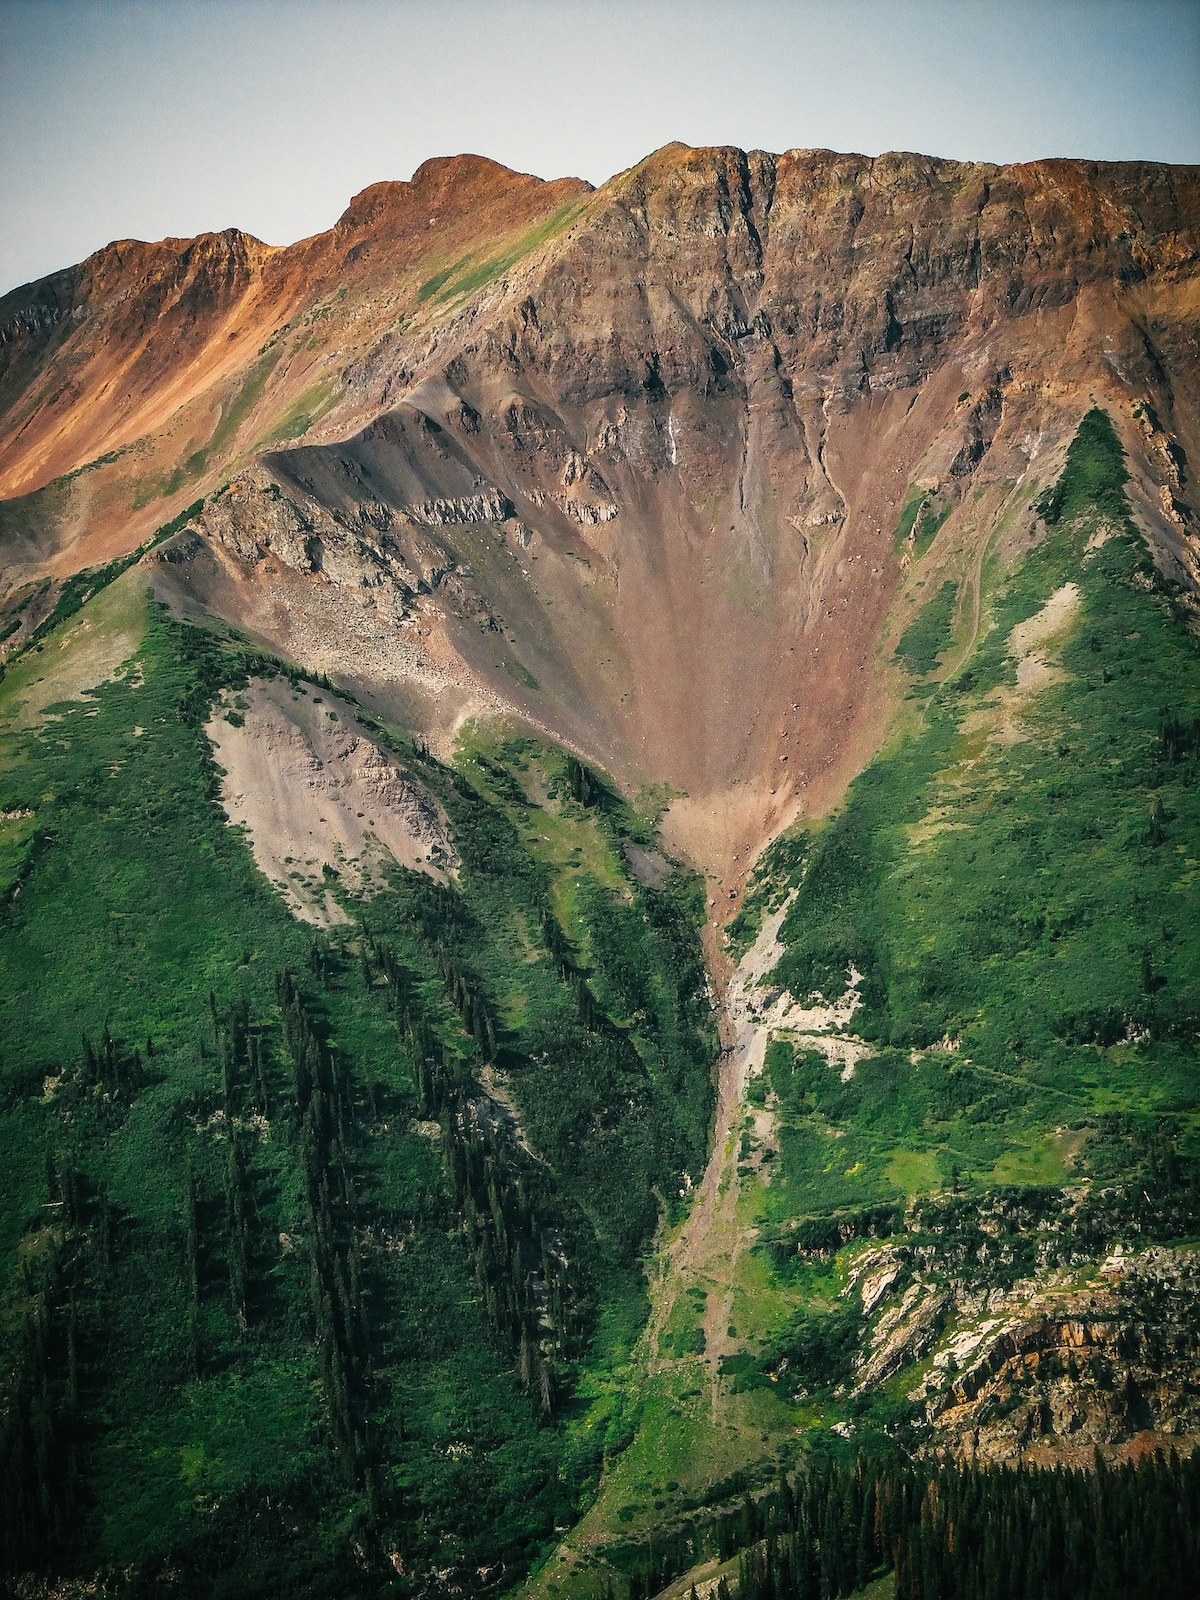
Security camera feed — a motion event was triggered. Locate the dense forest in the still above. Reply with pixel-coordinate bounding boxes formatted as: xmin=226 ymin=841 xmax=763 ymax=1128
xmin=601 ymin=1450 xmax=1200 ymax=1600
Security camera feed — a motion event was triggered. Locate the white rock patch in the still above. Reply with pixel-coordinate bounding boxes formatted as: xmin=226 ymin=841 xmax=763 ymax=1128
xmin=207 ymin=677 xmax=456 ymax=925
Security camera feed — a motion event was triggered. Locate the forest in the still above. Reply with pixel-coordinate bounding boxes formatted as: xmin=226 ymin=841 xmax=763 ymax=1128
xmin=601 ymin=1450 xmax=1200 ymax=1600
xmin=0 ymin=586 xmax=715 ymax=1594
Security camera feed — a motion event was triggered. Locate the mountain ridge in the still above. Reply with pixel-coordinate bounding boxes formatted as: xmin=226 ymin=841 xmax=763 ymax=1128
xmin=3 ymin=144 xmax=1199 ymax=891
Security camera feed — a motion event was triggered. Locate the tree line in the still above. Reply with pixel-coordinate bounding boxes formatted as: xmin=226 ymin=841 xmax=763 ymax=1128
xmin=0 ymin=1151 xmax=112 ymax=1569
xmin=600 ymin=1449 xmax=1199 ymax=1600
xmin=276 ymin=969 xmax=378 ymax=1498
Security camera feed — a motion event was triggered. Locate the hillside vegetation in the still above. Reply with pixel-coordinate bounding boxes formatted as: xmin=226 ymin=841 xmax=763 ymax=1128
xmin=709 ymin=413 xmax=1200 ymax=1450
xmin=508 ymin=411 xmax=1200 ymax=1600
xmin=0 ymin=583 xmax=714 ymax=1594
xmin=1 ymin=351 xmax=1199 ymax=1600
xmin=767 ymin=409 xmax=1200 ymax=1208
xmin=1 ymin=126 xmax=1199 ymax=1600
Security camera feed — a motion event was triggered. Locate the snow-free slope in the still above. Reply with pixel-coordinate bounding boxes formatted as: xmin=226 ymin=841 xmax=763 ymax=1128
xmin=3 ymin=147 xmax=1198 ymax=887
xmin=3 ymin=145 xmax=1200 ymax=1600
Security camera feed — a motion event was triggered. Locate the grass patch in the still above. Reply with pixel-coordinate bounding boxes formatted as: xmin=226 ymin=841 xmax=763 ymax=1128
xmin=426 ymin=200 xmax=589 ymax=307
xmin=884 ymin=1147 xmax=942 ymax=1194
xmin=254 ymin=377 xmax=340 ymax=450
xmin=2 ymin=499 xmax=203 ymax=674
xmin=892 ymin=485 xmax=926 ymax=553
xmin=913 ymin=499 xmax=953 ymax=560
xmin=417 ymin=253 xmax=474 ymax=302
xmin=161 ymin=348 xmax=284 ymax=492
xmin=894 ymin=579 xmax=958 ymax=676
xmin=503 ymin=655 xmax=540 ymax=690
xmin=764 ymin=408 xmax=1200 ymax=1223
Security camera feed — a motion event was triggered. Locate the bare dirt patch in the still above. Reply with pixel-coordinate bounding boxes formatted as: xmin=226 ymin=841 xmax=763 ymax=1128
xmin=621 ymin=837 xmax=673 ymax=889
xmin=1009 ymin=581 xmax=1080 ymax=687
xmin=957 ymin=582 xmax=1081 ymax=754
xmin=206 ymin=677 xmax=456 ymax=925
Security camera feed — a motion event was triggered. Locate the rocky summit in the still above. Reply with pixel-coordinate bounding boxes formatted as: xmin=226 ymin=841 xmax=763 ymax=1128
xmin=1 ymin=146 xmax=1199 ymax=1599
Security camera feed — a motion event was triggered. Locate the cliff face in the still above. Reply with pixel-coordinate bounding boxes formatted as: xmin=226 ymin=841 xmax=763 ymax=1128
xmin=829 ymin=1229 xmax=1200 ymax=1468
xmin=1 ymin=146 xmax=1198 ymax=880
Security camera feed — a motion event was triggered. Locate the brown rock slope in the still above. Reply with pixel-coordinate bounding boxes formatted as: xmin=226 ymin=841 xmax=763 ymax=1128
xmin=2 ymin=145 xmax=1199 ymax=884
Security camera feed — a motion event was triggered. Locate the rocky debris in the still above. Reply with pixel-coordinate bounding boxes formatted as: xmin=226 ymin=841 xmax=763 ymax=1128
xmin=206 ymin=677 xmax=456 ymax=925
xmin=0 ymin=290 xmax=75 ymax=348
xmin=152 ymin=530 xmax=205 ymax=566
xmin=848 ymin=1246 xmax=905 ymax=1314
xmin=922 ymin=1265 xmax=1200 ymax=1462
xmin=745 ymin=958 xmax=873 ymax=1080
xmin=947 ymin=383 xmax=1007 ymax=478
xmin=353 ymin=499 xmax=397 ymax=532
xmin=193 ymin=471 xmax=509 ymax=634
xmin=621 ymin=838 xmax=673 ymax=889
xmin=402 ymin=489 xmax=512 ymax=526
xmin=554 ymin=494 xmax=619 ymax=524
xmin=750 ymin=1170 xmax=1200 ymax=1463
xmin=1160 ymin=483 xmax=1190 ymax=525
xmin=1129 ymin=396 xmax=1192 ymax=528
xmin=200 ymin=471 xmax=419 ymax=613
xmin=927 ymin=1316 xmax=1016 ymax=1385
xmin=1132 ymin=397 xmax=1188 ymax=491
xmin=553 ymin=450 xmax=619 ymax=522
xmin=853 ymin=1280 xmax=948 ymax=1390
xmin=201 ymin=473 xmax=318 ymax=571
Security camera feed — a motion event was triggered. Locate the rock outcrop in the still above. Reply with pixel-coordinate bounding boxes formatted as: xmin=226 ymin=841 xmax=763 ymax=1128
xmin=823 ymin=1198 xmax=1200 ymax=1464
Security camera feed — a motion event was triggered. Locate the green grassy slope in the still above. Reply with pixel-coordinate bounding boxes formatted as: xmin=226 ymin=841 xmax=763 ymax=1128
xmin=766 ymin=410 xmax=1200 ymax=1198
xmin=0 ymin=588 xmax=714 ymax=1593
xmin=712 ymin=409 xmax=1200 ymax=1427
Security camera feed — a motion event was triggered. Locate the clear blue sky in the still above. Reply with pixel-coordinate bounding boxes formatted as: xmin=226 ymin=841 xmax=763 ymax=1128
xmin=2 ymin=0 xmax=1198 ymax=296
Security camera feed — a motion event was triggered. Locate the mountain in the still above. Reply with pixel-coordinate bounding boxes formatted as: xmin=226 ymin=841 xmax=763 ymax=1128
xmin=6 ymin=146 xmax=1198 ymax=879
xmin=1 ymin=145 xmax=1199 ymax=1599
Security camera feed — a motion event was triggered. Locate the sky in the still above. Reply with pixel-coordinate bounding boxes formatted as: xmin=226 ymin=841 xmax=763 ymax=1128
xmin=1 ymin=0 xmax=1198 ymax=297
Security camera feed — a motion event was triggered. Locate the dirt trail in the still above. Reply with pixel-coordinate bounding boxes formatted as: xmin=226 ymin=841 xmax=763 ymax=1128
xmin=641 ymin=880 xmax=875 ymax=1418
xmin=644 ymin=896 xmax=802 ymax=1409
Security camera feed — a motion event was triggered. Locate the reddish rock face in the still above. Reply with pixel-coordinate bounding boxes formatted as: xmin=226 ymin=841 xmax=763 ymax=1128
xmin=2 ymin=145 xmax=1198 ymax=882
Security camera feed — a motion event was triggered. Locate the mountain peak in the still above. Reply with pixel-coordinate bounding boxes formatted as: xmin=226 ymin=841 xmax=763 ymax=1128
xmin=2 ymin=140 xmax=1200 ymax=1592
xmin=336 ymin=154 xmax=592 ymax=236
